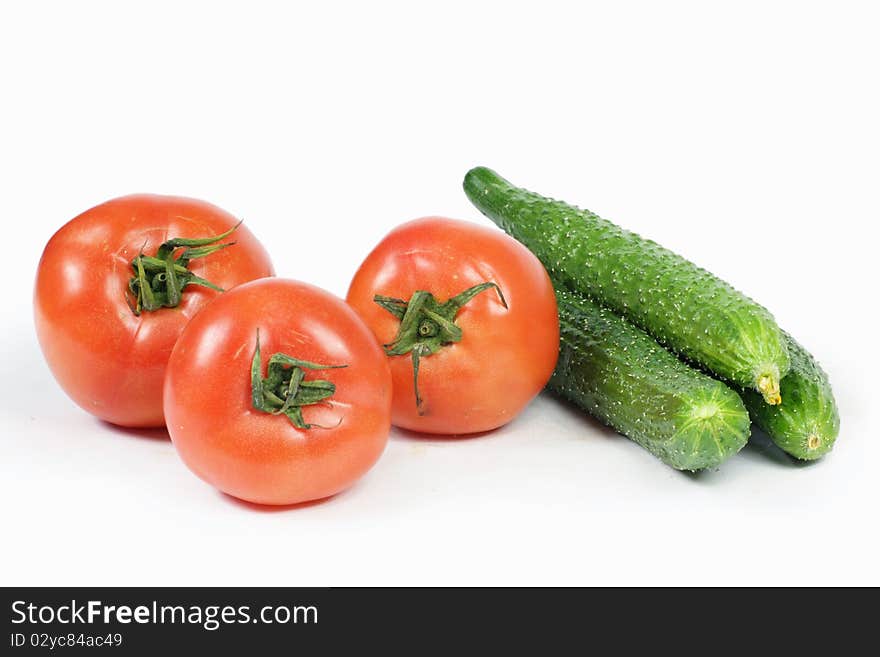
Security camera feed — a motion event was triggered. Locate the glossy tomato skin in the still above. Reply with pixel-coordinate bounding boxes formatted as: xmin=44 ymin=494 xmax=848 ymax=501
xmin=34 ymin=195 xmax=273 ymax=427
xmin=346 ymin=217 xmax=559 ymax=435
xmin=164 ymin=278 xmax=392 ymax=506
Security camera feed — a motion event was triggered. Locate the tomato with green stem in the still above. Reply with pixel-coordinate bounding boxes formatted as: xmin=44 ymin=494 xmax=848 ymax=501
xmin=346 ymin=217 xmax=559 ymax=435
xmin=34 ymin=194 xmax=273 ymax=427
xmin=164 ymin=278 xmax=392 ymax=506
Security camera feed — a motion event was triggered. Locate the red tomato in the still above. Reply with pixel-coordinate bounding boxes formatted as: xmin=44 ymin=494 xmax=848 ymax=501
xmin=346 ymin=217 xmax=559 ymax=434
xmin=164 ymin=278 xmax=392 ymax=506
xmin=34 ymin=195 xmax=273 ymax=427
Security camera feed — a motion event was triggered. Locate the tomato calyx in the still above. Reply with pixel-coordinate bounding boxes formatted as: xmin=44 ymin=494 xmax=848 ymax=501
xmin=374 ymin=282 xmax=507 ymax=415
xmin=127 ymin=222 xmax=241 ymax=315
xmin=250 ymin=330 xmax=348 ymax=429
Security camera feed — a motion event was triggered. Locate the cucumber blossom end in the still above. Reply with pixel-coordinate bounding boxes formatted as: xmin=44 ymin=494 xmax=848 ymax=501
xmin=742 ymin=334 xmax=839 ymax=460
xmin=756 ymin=366 xmax=782 ymax=405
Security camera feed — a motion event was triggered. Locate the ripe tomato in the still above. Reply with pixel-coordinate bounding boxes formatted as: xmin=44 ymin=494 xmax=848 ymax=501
xmin=34 ymin=195 xmax=273 ymax=427
xmin=346 ymin=217 xmax=559 ymax=434
xmin=164 ymin=278 xmax=392 ymax=506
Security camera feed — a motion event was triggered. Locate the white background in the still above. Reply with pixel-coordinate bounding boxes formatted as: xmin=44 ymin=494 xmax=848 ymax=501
xmin=2 ymin=1 xmax=878 ymax=586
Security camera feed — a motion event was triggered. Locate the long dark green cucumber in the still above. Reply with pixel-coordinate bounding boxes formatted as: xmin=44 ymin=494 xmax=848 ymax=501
xmin=551 ymin=288 xmax=750 ymax=471
xmin=463 ymin=166 xmax=790 ymax=406
xmin=741 ymin=333 xmax=839 ymax=460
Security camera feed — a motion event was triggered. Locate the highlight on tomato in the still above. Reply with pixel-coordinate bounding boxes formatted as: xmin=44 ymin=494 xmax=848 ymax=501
xmin=346 ymin=216 xmax=559 ymax=435
xmin=163 ymin=278 xmax=392 ymax=506
xmin=34 ymin=195 xmax=274 ymax=427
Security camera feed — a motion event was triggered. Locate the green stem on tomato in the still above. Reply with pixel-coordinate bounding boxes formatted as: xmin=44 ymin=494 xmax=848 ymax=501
xmin=250 ymin=330 xmax=348 ymax=430
xmin=126 ymin=221 xmax=241 ymax=315
xmin=374 ymin=281 xmax=507 ymax=415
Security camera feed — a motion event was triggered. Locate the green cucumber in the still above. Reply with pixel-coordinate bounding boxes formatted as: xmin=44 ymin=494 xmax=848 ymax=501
xmin=551 ymin=288 xmax=750 ymax=471
xmin=741 ymin=333 xmax=839 ymax=460
xmin=463 ymin=166 xmax=790 ymax=406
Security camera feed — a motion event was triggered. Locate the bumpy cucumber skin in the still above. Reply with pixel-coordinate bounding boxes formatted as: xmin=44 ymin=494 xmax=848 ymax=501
xmin=463 ymin=166 xmax=790 ymax=403
xmin=742 ymin=334 xmax=839 ymax=460
xmin=551 ymin=289 xmax=750 ymax=471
